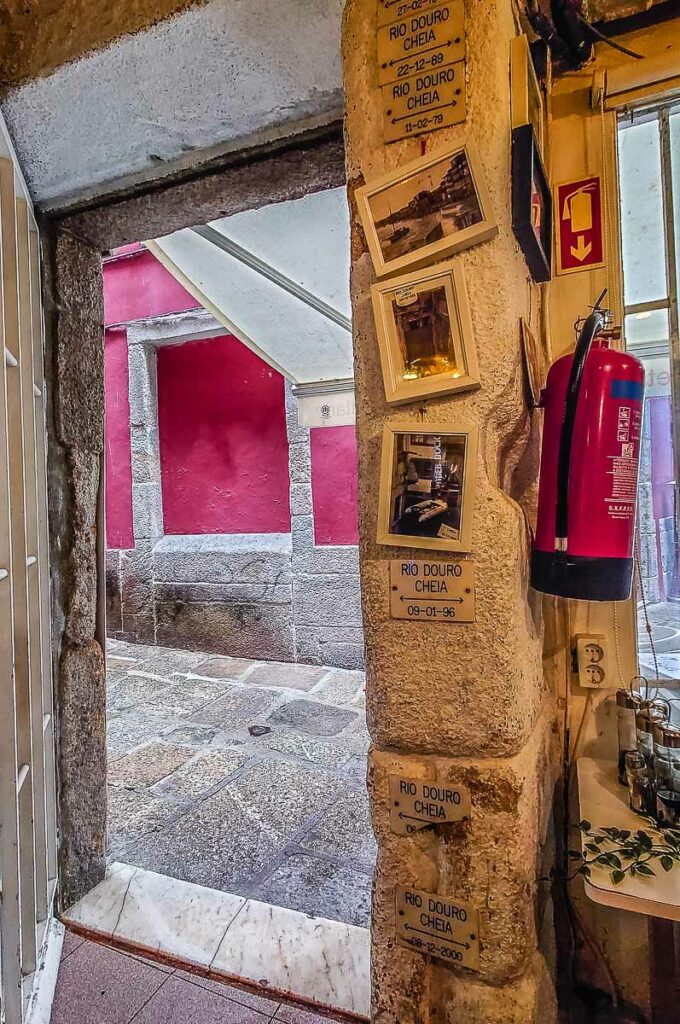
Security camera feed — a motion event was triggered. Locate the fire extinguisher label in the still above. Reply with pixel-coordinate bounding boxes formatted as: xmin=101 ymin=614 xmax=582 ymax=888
xmin=605 ymin=403 xmax=641 ymax=519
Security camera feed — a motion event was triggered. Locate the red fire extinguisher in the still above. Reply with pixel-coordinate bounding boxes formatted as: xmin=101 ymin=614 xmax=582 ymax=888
xmin=531 ymin=291 xmax=645 ymax=601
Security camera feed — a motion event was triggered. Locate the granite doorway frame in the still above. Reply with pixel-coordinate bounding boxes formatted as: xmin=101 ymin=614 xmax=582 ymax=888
xmin=40 ymin=123 xmax=347 ymax=910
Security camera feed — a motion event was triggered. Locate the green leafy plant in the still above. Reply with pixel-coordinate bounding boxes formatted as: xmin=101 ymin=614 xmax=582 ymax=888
xmin=569 ymin=819 xmax=680 ymax=885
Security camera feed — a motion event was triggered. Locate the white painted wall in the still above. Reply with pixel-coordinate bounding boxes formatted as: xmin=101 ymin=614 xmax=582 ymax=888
xmin=1 ymin=0 xmax=344 ymax=207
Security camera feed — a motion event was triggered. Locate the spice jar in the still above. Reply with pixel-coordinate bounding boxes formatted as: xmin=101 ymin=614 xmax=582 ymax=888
xmin=616 ymin=689 xmax=641 ymax=785
xmin=653 ymin=721 xmax=680 ymax=794
xmin=625 ymin=750 xmax=655 ymax=817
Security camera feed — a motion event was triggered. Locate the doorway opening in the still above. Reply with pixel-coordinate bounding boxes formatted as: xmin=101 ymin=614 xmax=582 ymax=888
xmin=59 ymin=158 xmax=373 ymax=1018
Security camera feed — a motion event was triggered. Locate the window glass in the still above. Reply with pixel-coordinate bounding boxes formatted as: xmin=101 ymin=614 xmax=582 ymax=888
xmin=620 ymin=112 xmax=680 ymax=691
xmin=619 ymin=117 xmax=667 ymax=307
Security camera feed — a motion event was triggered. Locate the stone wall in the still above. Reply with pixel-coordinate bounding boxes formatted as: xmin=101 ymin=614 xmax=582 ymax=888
xmin=342 ymin=0 xmax=560 ymax=1020
xmin=106 ymin=311 xmax=364 ymax=669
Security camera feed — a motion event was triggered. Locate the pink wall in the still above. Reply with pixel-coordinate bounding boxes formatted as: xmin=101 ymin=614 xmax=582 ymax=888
xmin=104 ymin=246 xmax=200 ymax=324
xmin=103 ymin=246 xmax=359 ymax=548
xmin=310 ymin=426 xmax=359 ymax=546
xmin=104 ymin=327 xmax=134 ymax=549
xmin=157 ymin=334 xmax=292 ymax=535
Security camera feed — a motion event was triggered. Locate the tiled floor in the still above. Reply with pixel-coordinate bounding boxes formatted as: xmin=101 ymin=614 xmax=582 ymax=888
xmin=53 ymin=933 xmax=338 ymax=1024
xmin=106 ymin=641 xmax=375 ymax=927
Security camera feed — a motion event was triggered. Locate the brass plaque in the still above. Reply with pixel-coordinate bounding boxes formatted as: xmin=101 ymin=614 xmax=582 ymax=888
xmin=377 ymin=1 xmax=465 ymax=85
xmin=377 ymin=0 xmax=449 ymax=29
xmin=381 ymin=61 xmax=466 ymax=143
xmin=389 ymin=558 xmax=475 ymax=622
xmin=389 ymin=774 xmax=471 ymax=835
xmin=395 ymin=885 xmax=480 ymax=970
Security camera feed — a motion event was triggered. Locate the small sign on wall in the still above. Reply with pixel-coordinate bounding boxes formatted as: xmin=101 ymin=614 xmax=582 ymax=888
xmin=377 ymin=0 xmax=467 ymax=143
xmin=296 ymin=390 xmax=356 ymax=428
xmin=389 ymin=559 xmax=475 ymax=621
xmin=395 ymin=885 xmax=480 ymax=969
xmin=389 ymin=774 xmax=471 ymax=834
xmin=555 ymin=175 xmax=605 ymax=275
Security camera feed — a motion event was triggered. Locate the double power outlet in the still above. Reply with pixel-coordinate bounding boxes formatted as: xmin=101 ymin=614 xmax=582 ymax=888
xmin=572 ymin=634 xmax=610 ymax=688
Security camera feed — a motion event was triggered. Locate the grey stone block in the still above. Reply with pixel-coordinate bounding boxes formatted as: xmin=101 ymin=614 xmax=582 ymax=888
xmin=289 ymin=442 xmax=311 ymax=483
xmin=293 ymin=573 xmax=363 ymax=628
xmin=106 ymin=551 xmax=122 ymax=635
xmin=154 ymin=582 xmax=291 ymax=605
xmin=155 ymin=599 xmax=295 ymax=662
xmin=256 ymin=852 xmax=372 ymax=927
xmin=120 ymin=547 xmax=155 ymax=643
xmin=132 ymin=482 xmax=164 ymax=540
xmin=291 ymin=515 xmax=360 ymax=573
xmin=107 ymin=786 xmax=173 ymax=859
xmin=153 ymin=534 xmax=292 ymax=586
xmin=289 ymin=482 xmax=313 ymax=516
xmin=294 ymin=626 xmax=366 ymax=671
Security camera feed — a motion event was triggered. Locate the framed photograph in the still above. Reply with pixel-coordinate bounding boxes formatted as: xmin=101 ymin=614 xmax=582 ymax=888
xmin=371 ymin=262 xmax=480 ymax=405
xmin=510 ymin=34 xmax=544 ymax=157
xmin=511 ymin=124 xmax=552 ymax=283
xmin=356 ymin=140 xmax=497 ymax=278
xmin=378 ymin=422 xmax=478 ymax=552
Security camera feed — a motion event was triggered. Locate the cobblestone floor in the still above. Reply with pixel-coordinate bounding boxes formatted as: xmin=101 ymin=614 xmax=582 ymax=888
xmin=106 ymin=640 xmax=375 ymax=928
xmin=53 ymin=933 xmax=338 ymax=1024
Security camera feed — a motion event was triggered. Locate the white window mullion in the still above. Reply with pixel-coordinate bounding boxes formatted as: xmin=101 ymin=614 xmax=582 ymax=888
xmin=16 ymin=196 xmax=48 ymax=925
xmin=0 ymin=157 xmax=38 ymax=980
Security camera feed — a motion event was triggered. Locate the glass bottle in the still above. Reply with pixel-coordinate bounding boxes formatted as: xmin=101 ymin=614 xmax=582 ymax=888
xmin=616 ymin=689 xmax=640 ymax=785
xmin=625 ymin=750 xmax=655 ymax=817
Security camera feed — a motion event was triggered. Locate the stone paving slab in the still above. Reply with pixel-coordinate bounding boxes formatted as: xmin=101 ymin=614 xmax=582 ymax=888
xmin=193 ymin=656 xmax=256 ymax=680
xmin=109 ymin=742 xmax=195 ymax=789
xmin=255 ymin=852 xmax=372 ymax=928
xmin=127 ymin=759 xmax=349 ymax=892
xmin=151 ymin=751 xmax=247 ymax=802
xmin=267 ymin=698 xmax=358 ymax=737
xmin=105 ymin=639 xmax=375 ymax=927
xmin=297 ymin=790 xmax=377 ymax=868
xmin=107 ymin=787 xmax=174 ymax=859
xmin=189 ymin=685 xmax=277 ymax=729
xmin=246 ymin=661 xmax=329 ymax=691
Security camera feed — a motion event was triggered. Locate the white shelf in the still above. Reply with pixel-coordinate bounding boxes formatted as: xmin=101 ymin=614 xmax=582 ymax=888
xmin=577 ymin=757 xmax=680 ymax=922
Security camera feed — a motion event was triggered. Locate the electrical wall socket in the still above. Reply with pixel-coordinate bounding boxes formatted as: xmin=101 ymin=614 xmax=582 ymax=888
xmin=573 ymin=634 xmax=610 ymax=689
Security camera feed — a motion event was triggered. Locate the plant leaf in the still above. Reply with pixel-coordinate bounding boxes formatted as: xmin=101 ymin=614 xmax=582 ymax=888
xmin=636 ymin=862 xmax=655 ymax=876
xmin=580 ymin=865 xmax=591 ymax=878
xmin=636 ymin=831 xmax=653 ymax=851
xmin=568 ymin=850 xmax=583 ymax=860
xmin=661 ymin=855 xmax=674 ymax=872
xmin=610 ymin=869 xmax=625 ymax=884
xmin=580 ymin=820 xmax=592 ymax=833
xmin=586 ymin=843 xmax=600 ymax=855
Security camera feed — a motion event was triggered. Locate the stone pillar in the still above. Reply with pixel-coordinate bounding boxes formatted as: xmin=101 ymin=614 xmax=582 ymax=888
xmin=47 ymin=228 xmax=107 ymax=908
xmin=342 ymin=1 xmax=559 ymax=1020
xmin=285 ymin=382 xmax=365 ymax=669
xmin=119 ymin=335 xmax=163 ymax=643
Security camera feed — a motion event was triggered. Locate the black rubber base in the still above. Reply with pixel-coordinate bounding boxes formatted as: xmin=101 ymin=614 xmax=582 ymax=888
xmin=531 ymin=549 xmax=634 ymax=602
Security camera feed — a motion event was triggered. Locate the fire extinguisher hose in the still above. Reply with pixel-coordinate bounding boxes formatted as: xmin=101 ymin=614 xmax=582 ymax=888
xmin=555 ymin=293 xmax=607 ymax=549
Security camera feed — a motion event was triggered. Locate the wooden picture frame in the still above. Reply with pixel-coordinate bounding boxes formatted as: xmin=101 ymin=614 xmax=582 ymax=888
xmin=377 ymin=422 xmax=478 ymax=553
xmin=510 ymin=34 xmax=544 ymax=157
xmin=371 ymin=261 xmax=480 ymax=405
xmin=356 ymin=139 xmax=497 ymax=278
xmin=511 ymin=124 xmax=552 ymax=283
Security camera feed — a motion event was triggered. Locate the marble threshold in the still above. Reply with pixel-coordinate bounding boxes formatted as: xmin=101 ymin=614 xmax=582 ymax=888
xmin=60 ymin=862 xmax=370 ymax=1020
